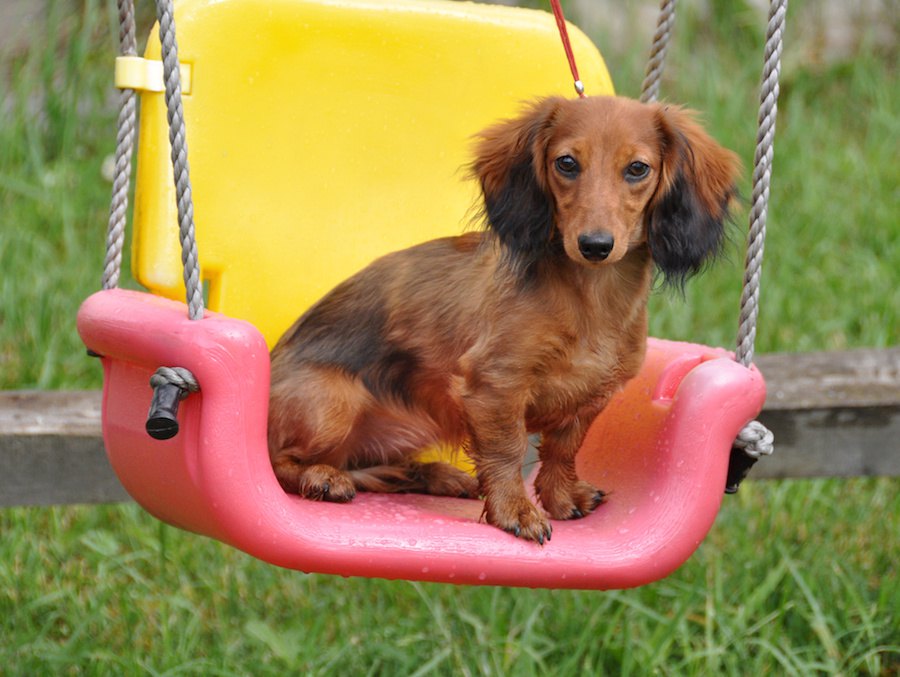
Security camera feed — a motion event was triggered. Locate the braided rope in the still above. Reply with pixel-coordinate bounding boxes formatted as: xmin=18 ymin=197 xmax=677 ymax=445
xmin=150 ymin=366 xmax=201 ymax=394
xmin=637 ymin=0 xmax=782 ymax=474
xmin=101 ymin=0 xmax=138 ymax=290
xmin=736 ymin=0 xmax=788 ymax=366
xmin=729 ymin=0 xmax=788 ymax=476
xmin=733 ymin=420 xmax=774 ymax=458
xmin=640 ymin=0 xmax=677 ymax=104
xmin=156 ymin=0 xmax=204 ymax=321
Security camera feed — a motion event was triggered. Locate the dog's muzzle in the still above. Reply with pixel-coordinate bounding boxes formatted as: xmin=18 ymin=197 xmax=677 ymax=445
xmin=577 ymin=232 xmax=615 ymax=262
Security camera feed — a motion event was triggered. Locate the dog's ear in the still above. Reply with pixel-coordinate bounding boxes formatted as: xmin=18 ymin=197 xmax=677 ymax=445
xmin=648 ymin=105 xmax=741 ymax=289
xmin=472 ymin=98 xmax=563 ymax=276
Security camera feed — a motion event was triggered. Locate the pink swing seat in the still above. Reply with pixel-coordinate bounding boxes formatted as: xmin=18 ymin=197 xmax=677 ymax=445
xmin=78 ymin=288 xmax=764 ymax=589
xmin=78 ymin=0 xmax=766 ymax=589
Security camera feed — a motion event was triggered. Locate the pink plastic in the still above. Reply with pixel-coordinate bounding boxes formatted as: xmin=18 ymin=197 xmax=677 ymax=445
xmin=77 ymin=288 xmax=765 ymax=589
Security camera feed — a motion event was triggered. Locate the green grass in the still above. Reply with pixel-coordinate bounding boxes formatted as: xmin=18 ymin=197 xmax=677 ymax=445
xmin=1 ymin=0 xmax=898 ymax=674
xmin=2 ymin=479 xmax=898 ymax=674
xmin=0 ymin=0 xmax=121 ymax=389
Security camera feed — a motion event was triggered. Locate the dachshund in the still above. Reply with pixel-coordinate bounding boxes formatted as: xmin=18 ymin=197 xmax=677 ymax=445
xmin=268 ymin=95 xmax=740 ymax=543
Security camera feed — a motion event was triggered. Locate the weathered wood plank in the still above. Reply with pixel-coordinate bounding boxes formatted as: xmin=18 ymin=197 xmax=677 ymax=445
xmin=1 ymin=347 xmax=898 ymax=506
xmin=754 ymin=406 xmax=900 ymax=479
xmin=0 ymin=390 xmax=102 ymax=437
xmin=0 ymin=391 xmax=129 ymax=507
xmin=754 ymin=347 xmax=900 ymax=410
xmin=751 ymin=347 xmax=900 ymax=479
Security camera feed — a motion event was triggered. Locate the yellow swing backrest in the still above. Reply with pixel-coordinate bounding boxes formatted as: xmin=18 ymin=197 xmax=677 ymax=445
xmin=129 ymin=0 xmax=614 ymax=347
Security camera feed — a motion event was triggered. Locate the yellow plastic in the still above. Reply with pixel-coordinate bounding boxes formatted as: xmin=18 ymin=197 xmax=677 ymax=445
xmin=133 ymin=0 xmax=614 ymax=347
xmin=115 ymin=56 xmax=192 ymax=93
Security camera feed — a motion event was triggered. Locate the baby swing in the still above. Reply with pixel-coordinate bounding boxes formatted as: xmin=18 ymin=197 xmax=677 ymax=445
xmin=77 ymin=0 xmax=783 ymax=589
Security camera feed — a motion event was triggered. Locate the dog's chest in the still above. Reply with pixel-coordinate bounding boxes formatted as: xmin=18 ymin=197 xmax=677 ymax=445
xmin=526 ymin=334 xmax=628 ymax=429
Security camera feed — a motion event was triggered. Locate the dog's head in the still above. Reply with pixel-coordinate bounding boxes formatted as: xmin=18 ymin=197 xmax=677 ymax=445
xmin=473 ymin=96 xmax=740 ymax=286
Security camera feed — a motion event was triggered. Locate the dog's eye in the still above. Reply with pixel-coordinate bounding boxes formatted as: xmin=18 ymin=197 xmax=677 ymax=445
xmin=554 ymin=155 xmax=580 ymax=178
xmin=625 ymin=161 xmax=651 ymax=182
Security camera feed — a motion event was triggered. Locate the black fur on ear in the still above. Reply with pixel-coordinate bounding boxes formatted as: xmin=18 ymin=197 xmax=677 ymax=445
xmin=472 ymin=99 xmax=563 ymax=279
xmin=647 ymin=163 xmax=733 ymax=291
xmin=481 ymin=157 xmax=559 ymax=278
xmin=648 ymin=107 xmax=741 ymax=291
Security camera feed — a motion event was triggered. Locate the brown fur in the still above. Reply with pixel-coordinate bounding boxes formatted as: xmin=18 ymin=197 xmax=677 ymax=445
xmin=268 ymin=96 xmax=740 ymax=543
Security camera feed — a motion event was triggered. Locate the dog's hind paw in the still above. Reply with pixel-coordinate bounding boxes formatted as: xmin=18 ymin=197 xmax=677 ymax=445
xmin=297 ymin=464 xmax=357 ymax=502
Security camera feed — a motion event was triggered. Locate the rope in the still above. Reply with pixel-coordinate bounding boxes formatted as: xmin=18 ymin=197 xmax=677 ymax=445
xmin=636 ymin=0 xmax=783 ymax=483
xmin=640 ymin=0 xmax=677 ymax=104
xmin=736 ymin=0 xmax=787 ymax=367
xmin=150 ymin=366 xmax=201 ymax=394
xmin=101 ymin=0 xmax=138 ymax=290
xmin=733 ymin=420 xmax=774 ymax=458
xmin=730 ymin=0 xmax=788 ymax=485
xmin=99 ymin=1 xmax=202 ymax=424
xmin=549 ymin=0 xmax=586 ymax=97
xmin=156 ymin=0 xmax=205 ymax=321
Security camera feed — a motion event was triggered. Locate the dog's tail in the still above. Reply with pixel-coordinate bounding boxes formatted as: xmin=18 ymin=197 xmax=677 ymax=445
xmin=348 ymin=462 xmax=479 ymax=498
xmin=348 ymin=464 xmax=423 ymax=493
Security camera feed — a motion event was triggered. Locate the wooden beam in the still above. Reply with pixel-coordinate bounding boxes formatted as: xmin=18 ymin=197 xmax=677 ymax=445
xmin=0 ymin=391 xmax=129 ymax=507
xmin=752 ymin=347 xmax=900 ymax=479
xmin=1 ymin=347 xmax=898 ymax=507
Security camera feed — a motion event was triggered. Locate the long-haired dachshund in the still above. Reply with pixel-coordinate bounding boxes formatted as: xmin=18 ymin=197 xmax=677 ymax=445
xmin=268 ymin=95 xmax=739 ymax=543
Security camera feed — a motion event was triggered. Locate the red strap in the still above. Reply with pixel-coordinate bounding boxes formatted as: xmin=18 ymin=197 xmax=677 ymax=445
xmin=549 ymin=0 xmax=586 ymax=98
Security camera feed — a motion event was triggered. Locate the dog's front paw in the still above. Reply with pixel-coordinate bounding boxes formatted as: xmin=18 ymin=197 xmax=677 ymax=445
xmin=297 ymin=464 xmax=356 ymax=502
xmin=537 ymin=477 xmax=606 ymax=521
xmin=485 ymin=496 xmax=553 ymax=545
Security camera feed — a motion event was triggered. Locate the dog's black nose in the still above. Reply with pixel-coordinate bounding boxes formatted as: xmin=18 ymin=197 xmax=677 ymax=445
xmin=578 ymin=232 xmax=615 ymax=261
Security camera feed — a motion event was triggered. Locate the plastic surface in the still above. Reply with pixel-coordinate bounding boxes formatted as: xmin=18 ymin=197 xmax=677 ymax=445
xmin=78 ymin=289 xmax=766 ymax=589
xmin=131 ymin=0 xmax=614 ymax=347
xmin=115 ymin=56 xmax=192 ymax=93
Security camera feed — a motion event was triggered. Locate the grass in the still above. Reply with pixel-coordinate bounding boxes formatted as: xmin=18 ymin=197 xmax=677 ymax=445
xmin=0 ymin=0 xmax=122 ymax=390
xmin=1 ymin=479 xmax=897 ymax=674
xmin=1 ymin=0 xmax=898 ymax=674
